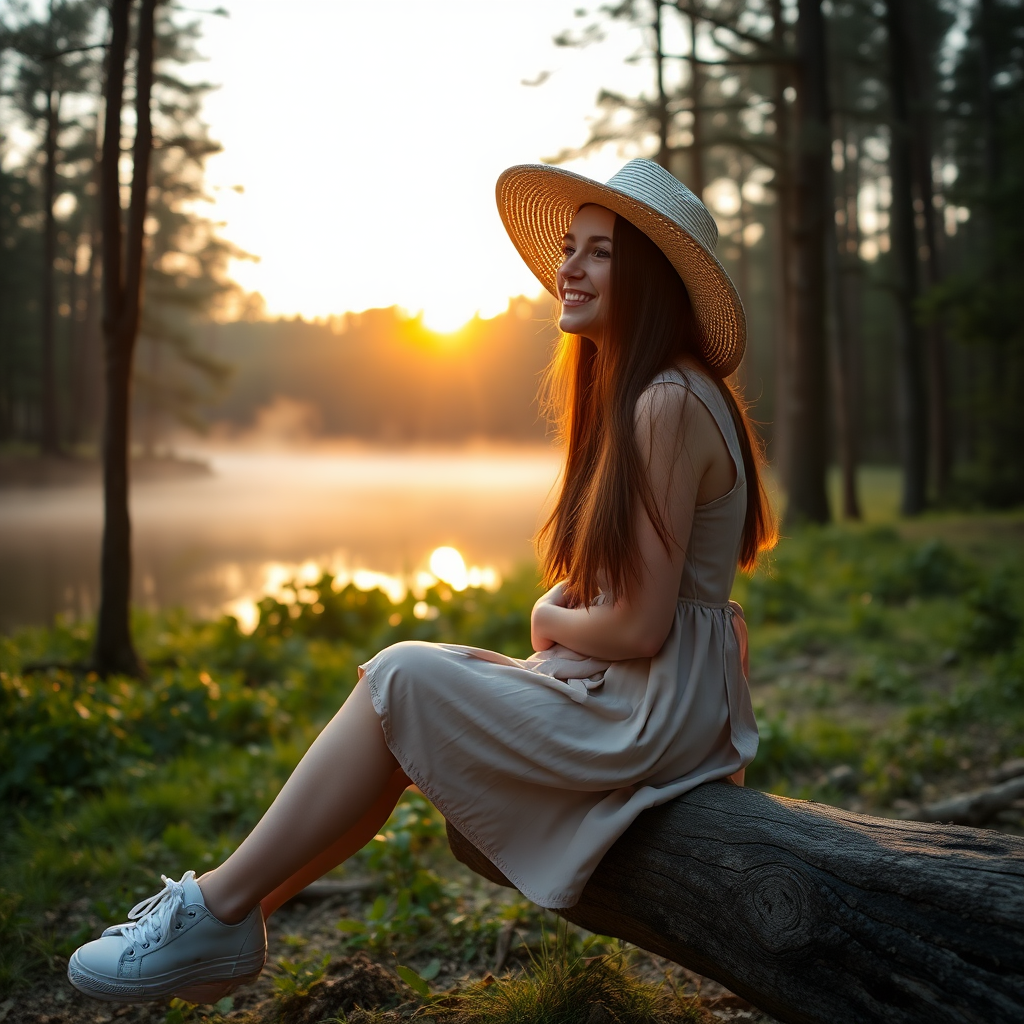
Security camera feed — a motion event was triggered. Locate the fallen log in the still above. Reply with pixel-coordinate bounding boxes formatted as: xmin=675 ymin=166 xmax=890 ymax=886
xmin=901 ymin=774 xmax=1024 ymax=827
xmin=446 ymin=781 xmax=1024 ymax=1024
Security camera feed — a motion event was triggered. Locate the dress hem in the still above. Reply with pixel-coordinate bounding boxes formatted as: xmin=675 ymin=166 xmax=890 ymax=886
xmin=359 ymin=660 xmax=583 ymax=910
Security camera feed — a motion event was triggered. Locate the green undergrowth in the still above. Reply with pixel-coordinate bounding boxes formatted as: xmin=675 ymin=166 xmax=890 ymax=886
xmin=2 ymin=515 xmax=1023 ymax=1004
xmin=733 ymin=517 xmax=1024 ymax=801
xmin=157 ymin=935 xmax=713 ymax=1024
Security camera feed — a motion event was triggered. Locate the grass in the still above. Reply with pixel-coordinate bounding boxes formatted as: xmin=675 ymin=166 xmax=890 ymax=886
xmin=1 ymin=479 xmax=1023 ymax=1019
xmin=418 ymin=933 xmax=711 ymax=1024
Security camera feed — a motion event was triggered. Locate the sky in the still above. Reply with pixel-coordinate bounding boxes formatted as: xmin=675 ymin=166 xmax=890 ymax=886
xmin=196 ymin=1 xmax=654 ymax=331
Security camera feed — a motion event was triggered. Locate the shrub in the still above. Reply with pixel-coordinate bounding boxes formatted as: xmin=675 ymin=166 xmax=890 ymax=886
xmin=959 ymin=572 xmax=1022 ymax=655
xmin=871 ymin=539 xmax=972 ymax=605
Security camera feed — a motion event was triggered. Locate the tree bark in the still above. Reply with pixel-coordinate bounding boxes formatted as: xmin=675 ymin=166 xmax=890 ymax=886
xmin=838 ymin=127 xmax=865 ymax=507
xmin=447 ymin=782 xmax=1024 ymax=1024
xmin=826 ymin=85 xmax=860 ymax=519
xmin=825 ymin=203 xmax=860 ymax=519
xmin=652 ymin=1 xmax=670 ymax=170
xmin=885 ymin=0 xmax=928 ymax=516
xmin=81 ymin=122 xmax=105 ymax=445
xmin=40 ymin=72 xmax=60 ymax=455
xmin=769 ymin=0 xmax=794 ymax=480
xmin=904 ymin=0 xmax=949 ymax=499
xmin=67 ymin=229 xmax=83 ymax=445
xmin=685 ymin=6 xmax=705 ymax=198
xmin=94 ymin=0 xmax=158 ymax=677
xmin=783 ymin=0 xmax=830 ymax=525
xmin=976 ymin=0 xmax=1000 ymax=190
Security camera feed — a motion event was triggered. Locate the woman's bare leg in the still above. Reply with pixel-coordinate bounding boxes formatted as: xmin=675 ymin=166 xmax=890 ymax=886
xmin=197 ymin=679 xmax=398 ymax=924
xmin=258 ymin=767 xmax=411 ymax=919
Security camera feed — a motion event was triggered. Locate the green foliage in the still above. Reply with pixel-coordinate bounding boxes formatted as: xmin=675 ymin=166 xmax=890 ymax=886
xmin=249 ymin=569 xmax=535 ymax=660
xmin=0 ymin=620 xmax=352 ymax=806
xmin=272 ymin=953 xmax=331 ymax=996
xmin=736 ymin=528 xmax=974 ymax=630
xmin=336 ymin=793 xmax=453 ymax=952
xmin=737 ymin=517 xmax=1024 ymax=800
xmin=871 ymin=539 xmax=972 ymax=604
xmin=959 ymin=572 xmax=1022 ymax=655
xmin=0 ymin=563 xmax=539 ymax=808
xmin=743 ymin=571 xmax=808 ymax=626
xmin=396 ymin=962 xmax=436 ymax=1000
xmin=2 ymin=519 xmax=1023 ymax=1001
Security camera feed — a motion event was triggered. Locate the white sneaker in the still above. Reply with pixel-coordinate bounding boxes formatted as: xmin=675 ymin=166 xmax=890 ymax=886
xmin=68 ymin=871 xmax=266 ymax=1003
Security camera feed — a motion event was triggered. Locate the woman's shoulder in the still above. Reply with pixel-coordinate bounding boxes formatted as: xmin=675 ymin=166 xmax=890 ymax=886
xmin=637 ymin=362 xmax=716 ymax=417
xmin=634 ymin=364 xmax=720 ymax=443
xmin=646 ymin=360 xmax=717 ymax=393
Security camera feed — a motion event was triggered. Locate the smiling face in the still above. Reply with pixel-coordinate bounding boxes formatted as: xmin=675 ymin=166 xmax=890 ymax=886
xmin=556 ymin=204 xmax=616 ymax=345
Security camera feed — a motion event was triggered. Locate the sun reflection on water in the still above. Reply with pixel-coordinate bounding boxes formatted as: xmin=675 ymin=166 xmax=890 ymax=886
xmin=221 ymin=544 xmax=501 ymax=635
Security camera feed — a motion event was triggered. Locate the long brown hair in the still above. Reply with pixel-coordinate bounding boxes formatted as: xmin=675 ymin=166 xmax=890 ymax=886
xmin=537 ymin=212 xmax=777 ymax=607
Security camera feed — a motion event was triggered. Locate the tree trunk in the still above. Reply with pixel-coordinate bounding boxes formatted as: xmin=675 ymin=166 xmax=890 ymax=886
xmin=783 ymin=0 xmax=830 ymax=525
xmin=446 ymin=782 xmax=1024 ymax=1024
xmin=826 ymin=80 xmax=860 ymax=520
xmin=686 ymin=7 xmax=705 ymax=199
xmin=885 ymin=0 xmax=928 ymax=516
xmin=838 ymin=127 xmax=865 ymax=500
xmin=67 ymin=231 xmax=83 ymax=445
xmin=736 ymin=160 xmax=750 ymax=392
xmin=904 ymin=0 xmax=950 ymax=499
xmin=769 ymin=0 xmax=794 ymax=479
xmin=652 ymin=1 xmax=670 ymax=170
xmin=94 ymin=0 xmax=159 ymax=677
xmin=82 ymin=124 xmax=105 ymax=446
xmin=977 ymin=0 xmax=1000 ymax=190
xmin=40 ymin=79 xmax=60 ymax=455
xmin=825 ymin=202 xmax=860 ymax=519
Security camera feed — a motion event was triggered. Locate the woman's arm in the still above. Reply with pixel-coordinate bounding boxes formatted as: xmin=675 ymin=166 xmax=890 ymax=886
xmin=531 ymin=382 xmax=732 ymax=661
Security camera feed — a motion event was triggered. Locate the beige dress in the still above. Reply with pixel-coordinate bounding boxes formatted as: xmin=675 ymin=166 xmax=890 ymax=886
xmin=360 ymin=366 xmax=758 ymax=909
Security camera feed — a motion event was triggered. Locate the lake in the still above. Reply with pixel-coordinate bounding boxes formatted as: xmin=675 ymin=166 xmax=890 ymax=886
xmin=0 ymin=446 xmax=561 ymax=633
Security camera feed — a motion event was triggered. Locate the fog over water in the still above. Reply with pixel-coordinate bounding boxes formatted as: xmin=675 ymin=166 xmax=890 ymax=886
xmin=0 ymin=447 xmax=561 ymax=633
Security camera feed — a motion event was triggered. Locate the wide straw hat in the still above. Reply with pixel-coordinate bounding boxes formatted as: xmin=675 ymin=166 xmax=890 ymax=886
xmin=496 ymin=158 xmax=745 ymax=377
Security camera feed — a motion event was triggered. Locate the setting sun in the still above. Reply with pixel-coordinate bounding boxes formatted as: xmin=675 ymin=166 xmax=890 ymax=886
xmin=421 ymin=304 xmax=475 ymax=335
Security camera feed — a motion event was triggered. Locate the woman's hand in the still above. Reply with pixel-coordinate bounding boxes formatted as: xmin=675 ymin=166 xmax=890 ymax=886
xmin=531 ymin=581 xmax=567 ymax=652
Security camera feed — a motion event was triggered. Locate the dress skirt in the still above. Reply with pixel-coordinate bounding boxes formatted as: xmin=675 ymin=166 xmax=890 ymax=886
xmin=359 ymin=598 xmax=757 ymax=910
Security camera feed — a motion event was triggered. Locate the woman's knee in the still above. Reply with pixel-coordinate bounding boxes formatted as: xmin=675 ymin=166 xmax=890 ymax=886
xmin=367 ymin=640 xmax=448 ymax=688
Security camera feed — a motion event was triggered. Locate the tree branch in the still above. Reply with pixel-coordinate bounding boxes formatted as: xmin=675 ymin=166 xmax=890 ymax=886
xmin=673 ymin=1 xmax=778 ymax=53
xmin=34 ymin=42 xmax=108 ymax=62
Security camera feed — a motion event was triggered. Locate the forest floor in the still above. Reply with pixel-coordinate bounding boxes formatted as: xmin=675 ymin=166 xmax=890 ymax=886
xmin=2 ymin=501 xmax=1023 ymax=1023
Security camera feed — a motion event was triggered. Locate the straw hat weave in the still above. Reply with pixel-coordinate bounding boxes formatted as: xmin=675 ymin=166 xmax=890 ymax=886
xmin=496 ymin=158 xmax=745 ymax=377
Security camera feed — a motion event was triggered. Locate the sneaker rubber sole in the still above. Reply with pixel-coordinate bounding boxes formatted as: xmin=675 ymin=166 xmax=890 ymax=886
xmin=67 ymin=946 xmax=265 ymax=1003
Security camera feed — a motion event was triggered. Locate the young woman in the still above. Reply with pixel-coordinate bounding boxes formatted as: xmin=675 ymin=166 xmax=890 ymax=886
xmin=68 ymin=158 xmax=776 ymax=1003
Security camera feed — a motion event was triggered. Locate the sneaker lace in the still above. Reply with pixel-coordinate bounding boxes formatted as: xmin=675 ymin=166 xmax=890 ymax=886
xmin=119 ymin=873 xmax=193 ymax=949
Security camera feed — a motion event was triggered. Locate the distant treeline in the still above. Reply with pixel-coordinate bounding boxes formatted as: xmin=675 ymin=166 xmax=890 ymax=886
xmin=200 ymin=293 xmax=910 ymax=461
xmin=202 ymin=300 xmax=560 ymax=444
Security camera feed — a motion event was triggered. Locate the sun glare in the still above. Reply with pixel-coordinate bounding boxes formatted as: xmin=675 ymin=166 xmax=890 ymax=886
xmin=429 ymin=546 xmax=469 ymax=590
xmin=420 ymin=304 xmax=475 ymax=335
xmin=222 ymin=547 xmax=502 ymax=634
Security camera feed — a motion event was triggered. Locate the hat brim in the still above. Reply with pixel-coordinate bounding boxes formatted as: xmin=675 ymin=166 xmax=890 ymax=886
xmin=496 ymin=163 xmax=746 ymax=377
